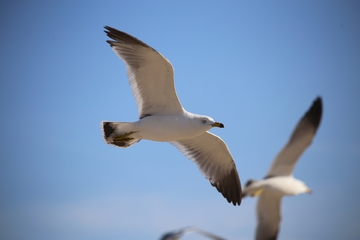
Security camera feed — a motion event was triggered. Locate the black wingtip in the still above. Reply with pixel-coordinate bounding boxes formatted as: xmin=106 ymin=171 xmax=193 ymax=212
xmin=104 ymin=26 xmax=121 ymax=47
xmin=104 ymin=26 xmax=121 ymax=35
xmin=212 ymin=168 xmax=242 ymax=206
xmin=102 ymin=122 xmax=115 ymax=139
xmin=103 ymin=26 xmax=151 ymax=48
xmin=305 ymin=96 xmax=323 ymax=129
xmin=104 ymin=26 xmax=120 ymax=36
xmin=103 ymin=25 xmax=111 ymax=32
xmin=104 ymin=26 xmax=116 ymax=39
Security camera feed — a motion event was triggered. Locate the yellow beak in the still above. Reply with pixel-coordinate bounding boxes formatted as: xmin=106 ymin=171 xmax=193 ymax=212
xmin=211 ymin=122 xmax=224 ymax=128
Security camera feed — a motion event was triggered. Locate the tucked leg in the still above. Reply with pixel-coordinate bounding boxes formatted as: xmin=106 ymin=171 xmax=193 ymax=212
xmin=113 ymin=131 xmax=137 ymax=142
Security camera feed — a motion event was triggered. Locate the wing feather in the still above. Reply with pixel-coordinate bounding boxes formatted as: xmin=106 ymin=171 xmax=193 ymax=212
xmin=256 ymin=192 xmax=282 ymax=240
xmin=104 ymin=26 xmax=183 ymax=119
xmin=265 ymin=97 xmax=322 ymax=177
xmin=170 ymin=132 xmax=242 ymax=206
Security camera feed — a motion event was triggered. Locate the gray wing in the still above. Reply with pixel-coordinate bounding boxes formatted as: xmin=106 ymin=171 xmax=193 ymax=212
xmin=170 ymin=132 xmax=242 ymax=206
xmin=265 ymin=97 xmax=322 ymax=177
xmin=104 ymin=26 xmax=183 ymax=119
xmin=160 ymin=227 xmax=226 ymax=240
xmin=256 ymin=192 xmax=282 ymax=240
xmin=191 ymin=227 xmax=227 ymax=240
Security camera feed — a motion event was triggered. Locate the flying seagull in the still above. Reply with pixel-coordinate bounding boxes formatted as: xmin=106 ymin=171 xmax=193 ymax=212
xmin=242 ymin=97 xmax=322 ymax=240
xmin=160 ymin=227 xmax=226 ymax=240
xmin=101 ymin=26 xmax=241 ymax=206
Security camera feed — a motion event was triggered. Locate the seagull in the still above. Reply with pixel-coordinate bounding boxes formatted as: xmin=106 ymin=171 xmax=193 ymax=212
xmin=160 ymin=227 xmax=226 ymax=240
xmin=101 ymin=26 xmax=241 ymax=206
xmin=242 ymin=97 xmax=322 ymax=240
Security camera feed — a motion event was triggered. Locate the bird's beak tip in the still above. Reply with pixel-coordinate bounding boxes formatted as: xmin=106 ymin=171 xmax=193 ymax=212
xmin=212 ymin=122 xmax=224 ymax=128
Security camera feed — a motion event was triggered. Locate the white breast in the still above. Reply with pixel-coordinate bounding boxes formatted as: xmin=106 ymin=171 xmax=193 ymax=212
xmin=264 ymin=176 xmax=307 ymax=196
xmin=135 ymin=114 xmax=210 ymax=142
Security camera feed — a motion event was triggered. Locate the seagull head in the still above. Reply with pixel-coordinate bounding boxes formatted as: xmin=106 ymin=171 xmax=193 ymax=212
xmin=293 ymin=180 xmax=312 ymax=195
xmin=199 ymin=116 xmax=224 ymax=128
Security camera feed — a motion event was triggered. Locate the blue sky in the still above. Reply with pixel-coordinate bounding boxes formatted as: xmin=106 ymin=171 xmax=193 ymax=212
xmin=1 ymin=1 xmax=359 ymax=239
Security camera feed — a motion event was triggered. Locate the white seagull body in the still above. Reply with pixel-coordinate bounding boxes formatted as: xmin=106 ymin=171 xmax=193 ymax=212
xmin=101 ymin=26 xmax=241 ymax=205
xmin=242 ymin=97 xmax=322 ymax=240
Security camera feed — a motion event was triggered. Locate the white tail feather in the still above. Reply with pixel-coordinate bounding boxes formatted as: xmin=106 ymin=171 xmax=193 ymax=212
xmin=101 ymin=121 xmax=140 ymax=148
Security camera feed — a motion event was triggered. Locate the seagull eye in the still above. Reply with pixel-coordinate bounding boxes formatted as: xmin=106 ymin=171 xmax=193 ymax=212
xmin=202 ymin=119 xmax=207 ymax=124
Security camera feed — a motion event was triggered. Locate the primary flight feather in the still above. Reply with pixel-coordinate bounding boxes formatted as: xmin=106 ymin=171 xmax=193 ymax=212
xmin=101 ymin=26 xmax=242 ymax=206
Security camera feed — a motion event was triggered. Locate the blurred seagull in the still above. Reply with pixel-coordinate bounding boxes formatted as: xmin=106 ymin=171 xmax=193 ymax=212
xmin=242 ymin=97 xmax=323 ymax=240
xmin=160 ymin=227 xmax=226 ymax=240
xmin=101 ymin=26 xmax=241 ymax=205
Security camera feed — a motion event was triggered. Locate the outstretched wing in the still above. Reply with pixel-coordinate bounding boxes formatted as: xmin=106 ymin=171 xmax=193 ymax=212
xmin=265 ymin=97 xmax=323 ymax=177
xmin=104 ymin=26 xmax=183 ymax=119
xmin=160 ymin=227 xmax=225 ymax=240
xmin=160 ymin=227 xmax=226 ymax=240
xmin=256 ymin=192 xmax=282 ymax=240
xmin=170 ymin=132 xmax=242 ymax=206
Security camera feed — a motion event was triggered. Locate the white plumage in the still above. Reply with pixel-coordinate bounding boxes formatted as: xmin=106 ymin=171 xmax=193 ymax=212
xmin=242 ymin=97 xmax=322 ymax=240
xmin=101 ymin=26 xmax=241 ymax=205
